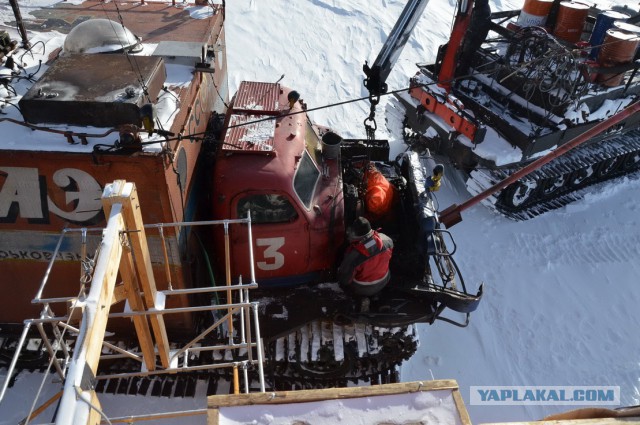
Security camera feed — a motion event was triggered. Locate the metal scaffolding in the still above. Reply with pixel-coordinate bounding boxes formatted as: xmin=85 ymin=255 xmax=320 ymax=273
xmin=0 ymin=180 xmax=265 ymax=425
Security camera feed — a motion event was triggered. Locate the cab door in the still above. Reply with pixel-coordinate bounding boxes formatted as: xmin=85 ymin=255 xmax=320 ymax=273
xmin=229 ymin=191 xmax=311 ymax=286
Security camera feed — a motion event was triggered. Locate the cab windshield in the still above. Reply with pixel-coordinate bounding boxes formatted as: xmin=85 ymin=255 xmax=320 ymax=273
xmin=293 ymin=149 xmax=320 ymax=209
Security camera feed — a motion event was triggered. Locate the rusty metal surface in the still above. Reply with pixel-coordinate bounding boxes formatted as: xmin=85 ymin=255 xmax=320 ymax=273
xmin=19 ymin=54 xmax=166 ymax=126
xmin=234 ymin=81 xmax=281 ymax=114
xmin=22 ymin=1 xmax=223 ymax=44
xmin=224 ymin=114 xmax=276 ymax=153
xmin=225 ymin=82 xmax=281 ymax=152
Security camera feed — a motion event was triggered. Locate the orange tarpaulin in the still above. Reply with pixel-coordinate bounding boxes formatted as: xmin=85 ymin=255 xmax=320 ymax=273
xmin=365 ymin=165 xmax=396 ymax=219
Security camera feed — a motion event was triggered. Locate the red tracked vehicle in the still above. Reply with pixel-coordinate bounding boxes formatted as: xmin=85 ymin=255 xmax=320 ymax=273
xmin=203 ymin=80 xmax=483 ymax=385
xmin=0 ymin=0 xmax=482 ymax=393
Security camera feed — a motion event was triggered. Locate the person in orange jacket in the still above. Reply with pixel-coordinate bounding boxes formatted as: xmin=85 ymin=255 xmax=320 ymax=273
xmin=337 ymin=217 xmax=394 ymax=297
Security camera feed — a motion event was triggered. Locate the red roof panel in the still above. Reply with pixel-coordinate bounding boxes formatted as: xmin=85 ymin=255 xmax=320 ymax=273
xmin=233 ymin=81 xmax=281 ymax=114
xmin=224 ymin=114 xmax=276 ymax=153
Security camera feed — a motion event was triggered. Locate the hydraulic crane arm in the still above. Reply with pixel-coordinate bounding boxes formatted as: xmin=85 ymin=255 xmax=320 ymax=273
xmin=363 ymin=0 xmax=429 ymax=96
xmin=436 ymin=0 xmax=476 ymax=91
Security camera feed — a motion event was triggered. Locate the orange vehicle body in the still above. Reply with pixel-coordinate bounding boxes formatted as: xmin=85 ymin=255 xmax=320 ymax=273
xmin=0 ymin=1 xmax=228 ymax=334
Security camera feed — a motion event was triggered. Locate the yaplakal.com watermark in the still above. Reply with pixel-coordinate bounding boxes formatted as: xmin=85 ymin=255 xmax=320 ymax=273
xmin=470 ymin=386 xmax=620 ymax=406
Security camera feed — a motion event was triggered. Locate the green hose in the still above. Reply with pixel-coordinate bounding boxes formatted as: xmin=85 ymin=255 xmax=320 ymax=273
xmin=194 ymin=231 xmax=220 ymax=305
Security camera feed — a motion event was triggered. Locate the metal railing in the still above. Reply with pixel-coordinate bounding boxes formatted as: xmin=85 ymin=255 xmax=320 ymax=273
xmin=0 ymin=214 xmax=265 ymax=424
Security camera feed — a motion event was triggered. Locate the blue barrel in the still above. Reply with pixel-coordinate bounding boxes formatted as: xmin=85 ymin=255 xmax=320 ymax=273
xmin=589 ymin=11 xmax=629 ymax=59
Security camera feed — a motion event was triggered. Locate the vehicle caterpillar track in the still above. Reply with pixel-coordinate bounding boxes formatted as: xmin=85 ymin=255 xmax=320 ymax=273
xmin=265 ymin=321 xmax=417 ymax=388
xmin=467 ymin=129 xmax=640 ymax=220
xmin=0 ymin=320 xmax=416 ymax=394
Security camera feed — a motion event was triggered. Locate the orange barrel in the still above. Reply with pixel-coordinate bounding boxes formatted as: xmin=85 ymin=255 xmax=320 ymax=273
xmin=613 ymin=21 xmax=640 ymax=58
xmin=596 ymin=29 xmax=640 ymax=86
xmin=588 ymin=11 xmax=629 ymax=58
xmin=516 ymin=0 xmax=554 ymax=27
xmin=553 ymin=2 xmax=590 ymax=43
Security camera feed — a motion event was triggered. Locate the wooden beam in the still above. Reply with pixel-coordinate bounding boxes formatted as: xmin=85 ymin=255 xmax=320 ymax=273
xmin=208 ymin=380 xmax=459 ymax=408
xmin=55 ymin=203 xmax=125 ymax=425
xmin=66 ymin=298 xmax=84 ymax=325
xmin=102 ymin=186 xmax=156 ymax=370
xmin=483 ymin=419 xmax=640 ymax=425
xmin=19 ymin=390 xmax=62 ymax=425
xmin=82 ymin=210 xmax=124 ymax=377
xmin=106 ymin=181 xmax=171 ymax=368
xmin=542 ymin=407 xmax=640 ymax=421
xmin=119 ymin=246 xmax=157 ymax=372
xmin=111 ymin=283 xmax=127 ymax=305
xmin=207 ymin=408 xmax=220 ymax=425
xmin=452 ymin=387 xmax=473 ymax=425
xmin=86 ymin=393 xmax=103 ymax=425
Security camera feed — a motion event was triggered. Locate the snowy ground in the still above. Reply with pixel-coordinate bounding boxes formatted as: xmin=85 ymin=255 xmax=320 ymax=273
xmin=1 ymin=0 xmax=640 ymax=424
xmin=402 ymin=170 xmax=640 ymax=422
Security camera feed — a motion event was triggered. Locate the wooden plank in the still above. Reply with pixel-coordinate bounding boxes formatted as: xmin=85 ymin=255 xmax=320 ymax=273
xmin=107 ymin=180 xmax=171 ymax=369
xmin=208 ymin=380 xmax=459 ymax=408
xmin=452 ymin=388 xmax=473 ymax=425
xmin=18 ymin=390 xmax=62 ymax=425
xmin=111 ymin=283 xmax=127 ymax=305
xmin=542 ymin=407 xmax=640 ymax=421
xmin=87 ymin=392 xmax=103 ymax=425
xmin=483 ymin=419 xmax=640 ymax=425
xmin=82 ymin=208 xmax=124 ymax=376
xmin=119 ymin=246 xmax=157 ymax=372
xmin=102 ymin=183 xmax=157 ymax=372
xmin=56 ymin=203 xmax=125 ymax=425
xmin=207 ymin=408 xmax=220 ymax=425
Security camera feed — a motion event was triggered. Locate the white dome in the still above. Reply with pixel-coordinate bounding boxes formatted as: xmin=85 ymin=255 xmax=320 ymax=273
xmin=63 ymin=18 xmax=141 ymax=54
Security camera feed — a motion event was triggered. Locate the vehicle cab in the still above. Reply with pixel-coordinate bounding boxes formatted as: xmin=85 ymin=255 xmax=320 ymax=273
xmin=211 ymin=82 xmax=345 ymax=287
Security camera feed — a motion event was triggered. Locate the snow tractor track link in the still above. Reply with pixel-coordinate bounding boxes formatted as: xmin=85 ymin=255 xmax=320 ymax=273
xmin=467 ymin=130 xmax=640 ymax=220
xmin=266 ymin=321 xmax=418 ymax=389
xmin=0 ymin=321 xmax=417 ymax=395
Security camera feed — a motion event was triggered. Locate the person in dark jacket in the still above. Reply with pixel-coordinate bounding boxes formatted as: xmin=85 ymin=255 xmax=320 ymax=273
xmin=337 ymin=217 xmax=394 ymax=297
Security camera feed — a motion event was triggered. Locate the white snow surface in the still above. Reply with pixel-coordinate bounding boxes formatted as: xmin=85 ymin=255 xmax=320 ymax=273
xmin=216 ymin=390 xmax=462 ymax=425
xmin=2 ymin=0 xmax=640 ymax=424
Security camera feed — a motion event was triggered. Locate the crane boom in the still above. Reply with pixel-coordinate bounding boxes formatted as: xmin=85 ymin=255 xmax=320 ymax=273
xmin=363 ymin=0 xmax=429 ymax=96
